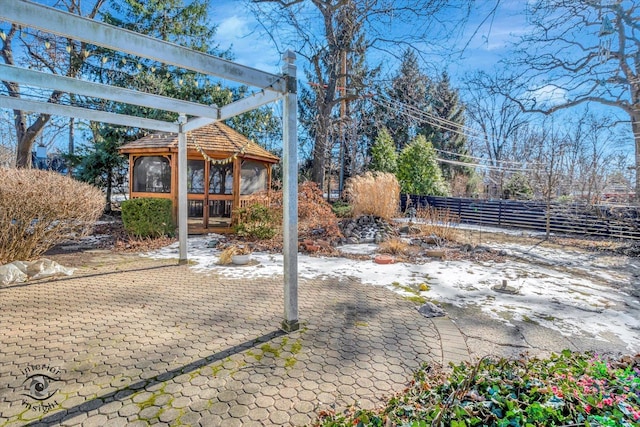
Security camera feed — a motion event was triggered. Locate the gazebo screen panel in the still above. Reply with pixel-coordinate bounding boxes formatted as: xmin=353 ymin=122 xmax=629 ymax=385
xmin=133 ymin=156 xmax=171 ymax=193
xmin=208 ymin=200 xmax=233 ymax=227
xmin=240 ymin=160 xmax=268 ymax=195
xmin=209 ymin=163 xmax=233 ymax=195
xmin=187 ymin=159 xmax=205 ymax=194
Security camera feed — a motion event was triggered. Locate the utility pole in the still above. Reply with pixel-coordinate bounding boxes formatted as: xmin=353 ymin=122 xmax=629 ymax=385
xmin=338 ymin=50 xmax=347 ymax=197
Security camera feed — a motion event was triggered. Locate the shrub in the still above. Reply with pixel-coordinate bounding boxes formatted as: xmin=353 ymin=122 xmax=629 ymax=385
xmin=317 ymin=351 xmax=640 ymax=427
xmin=397 ymin=135 xmax=449 ymax=196
xmin=344 ymin=172 xmax=400 ymax=220
xmin=234 ymin=201 xmax=279 ymax=240
xmin=0 ymin=168 xmax=104 ymax=263
xmin=121 ymin=198 xmax=174 ymax=238
xmin=270 ymin=181 xmax=342 ymax=241
xmin=415 ymin=206 xmax=460 ymax=242
xmin=503 ymin=172 xmax=533 ymax=200
xmin=331 ymin=201 xmax=353 ymax=218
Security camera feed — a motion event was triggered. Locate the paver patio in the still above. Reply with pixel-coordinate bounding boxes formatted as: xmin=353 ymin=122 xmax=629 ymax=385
xmin=0 ymin=254 xmax=454 ymax=426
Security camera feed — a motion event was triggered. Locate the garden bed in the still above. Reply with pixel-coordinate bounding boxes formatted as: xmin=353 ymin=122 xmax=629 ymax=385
xmin=315 ymin=351 xmax=640 ymax=426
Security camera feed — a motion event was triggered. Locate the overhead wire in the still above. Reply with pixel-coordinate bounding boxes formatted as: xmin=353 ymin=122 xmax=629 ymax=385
xmin=369 ymin=94 xmax=539 ymax=172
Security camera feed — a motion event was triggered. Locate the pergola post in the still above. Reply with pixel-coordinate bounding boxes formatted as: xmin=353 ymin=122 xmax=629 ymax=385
xmin=178 ymin=114 xmax=188 ymax=264
xmin=281 ymin=50 xmax=299 ymax=333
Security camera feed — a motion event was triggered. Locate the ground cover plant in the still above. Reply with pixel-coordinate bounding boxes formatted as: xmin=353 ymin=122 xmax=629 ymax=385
xmin=0 ymin=168 xmax=104 ymax=263
xmin=316 ymin=350 xmax=640 ymax=427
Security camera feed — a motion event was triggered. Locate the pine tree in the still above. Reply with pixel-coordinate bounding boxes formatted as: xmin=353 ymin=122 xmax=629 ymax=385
xmin=384 ymin=48 xmax=430 ymax=151
xmin=420 ymin=71 xmax=469 ymax=181
xmin=369 ymin=128 xmax=397 ymax=174
xmin=397 ymin=135 xmax=448 ymax=196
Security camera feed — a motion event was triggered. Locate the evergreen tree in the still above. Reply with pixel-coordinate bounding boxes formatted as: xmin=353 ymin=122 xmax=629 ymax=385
xmin=397 ymin=135 xmax=448 ymax=196
xmin=369 ymin=128 xmax=397 ymax=174
xmin=384 ymin=48 xmax=429 ymax=151
xmin=420 ymin=71 xmax=469 ymax=181
xmin=73 ymin=0 xmax=280 ymax=206
xmin=68 ymin=124 xmax=128 ymax=213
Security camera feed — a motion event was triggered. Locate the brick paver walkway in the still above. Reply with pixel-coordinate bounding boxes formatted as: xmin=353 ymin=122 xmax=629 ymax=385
xmin=0 ymin=254 xmax=452 ymax=426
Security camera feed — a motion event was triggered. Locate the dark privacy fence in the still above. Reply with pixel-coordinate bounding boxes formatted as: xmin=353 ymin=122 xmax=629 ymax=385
xmin=400 ymin=195 xmax=640 ymax=240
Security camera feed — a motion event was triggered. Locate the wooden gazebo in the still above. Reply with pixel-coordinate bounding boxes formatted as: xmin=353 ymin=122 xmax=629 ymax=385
xmin=119 ymin=121 xmax=279 ymax=234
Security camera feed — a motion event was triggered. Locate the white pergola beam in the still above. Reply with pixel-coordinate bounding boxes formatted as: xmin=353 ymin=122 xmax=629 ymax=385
xmin=0 ymin=0 xmax=285 ymax=92
xmin=182 ymin=90 xmax=282 ymax=132
xmin=0 ymin=96 xmax=179 ymax=132
xmin=0 ymin=64 xmax=220 ymax=119
xmin=178 ymin=115 xmax=188 ymax=264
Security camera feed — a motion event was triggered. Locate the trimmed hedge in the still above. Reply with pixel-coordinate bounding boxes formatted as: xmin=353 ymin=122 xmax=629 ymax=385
xmin=121 ymin=198 xmax=174 ymax=238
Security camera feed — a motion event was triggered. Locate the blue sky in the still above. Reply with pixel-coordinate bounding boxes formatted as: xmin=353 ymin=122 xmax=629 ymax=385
xmin=1 ymin=0 xmax=633 ymax=159
xmin=209 ymin=0 xmax=529 ymax=85
xmin=207 ymin=0 xmax=634 ymax=160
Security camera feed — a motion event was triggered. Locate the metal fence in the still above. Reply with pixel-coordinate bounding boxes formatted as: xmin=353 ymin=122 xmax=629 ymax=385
xmin=400 ymin=195 xmax=640 ymax=240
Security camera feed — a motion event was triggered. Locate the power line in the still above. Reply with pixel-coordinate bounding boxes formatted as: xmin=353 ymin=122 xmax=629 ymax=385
xmin=370 ymin=95 xmax=537 ymax=171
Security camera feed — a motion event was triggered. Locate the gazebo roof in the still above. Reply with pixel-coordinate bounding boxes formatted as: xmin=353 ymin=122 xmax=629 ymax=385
xmin=119 ymin=121 xmax=279 ymax=163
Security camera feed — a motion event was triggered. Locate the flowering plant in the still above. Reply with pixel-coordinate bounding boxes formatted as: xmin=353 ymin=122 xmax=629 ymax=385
xmin=316 ymin=350 xmax=640 ymax=426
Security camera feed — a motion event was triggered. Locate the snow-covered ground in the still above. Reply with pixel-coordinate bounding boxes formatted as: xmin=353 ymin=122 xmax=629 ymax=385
xmin=144 ymin=236 xmax=640 ymax=352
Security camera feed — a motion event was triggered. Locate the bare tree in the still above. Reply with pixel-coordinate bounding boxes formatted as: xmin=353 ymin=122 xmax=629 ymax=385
xmin=0 ymin=0 xmax=106 ymax=167
xmin=525 ymin=122 xmax=569 ymax=239
xmin=562 ymin=113 xmax=620 ymax=203
xmin=250 ymin=0 xmax=481 ymax=187
xmin=499 ymin=0 xmax=640 ymax=200
xmin=464 ymin=72 xmax=530 ymax=197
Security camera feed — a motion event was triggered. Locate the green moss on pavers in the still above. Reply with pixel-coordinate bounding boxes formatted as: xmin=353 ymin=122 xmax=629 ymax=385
xmin=246 ymin=350 xmax=263 ymax=361
xmin=211 ymin=364 xmax=223 ymax=376
xmin=284 ymin=357 xmax=297 ymax=368
xmin=135 ymin=393 xmax=158 ymax=410
xmin=290 ymin=339 xmax=302 ymax=355
xmin=260 ymin=343 xmax=281 ymax=358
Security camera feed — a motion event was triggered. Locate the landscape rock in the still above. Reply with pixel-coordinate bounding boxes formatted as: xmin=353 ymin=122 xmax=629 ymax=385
xmin=399 ymin=225 xmax=421 ymax=235
xmin=416 ymin=302 xmax=446 ymax=318
xmin=339 ymin=216 xmax=395 ymax=244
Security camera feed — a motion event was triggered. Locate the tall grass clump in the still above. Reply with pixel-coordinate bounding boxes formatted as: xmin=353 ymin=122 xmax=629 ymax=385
xmin=415 ymin=206 xmax=460 ymax=242
xmin=378 ymin=238 xmax=410 ymax=255
xmin=344 ymin=172 xmax=400 ymax=220
xmin=0 ymin=168 xmax=104 ymax=263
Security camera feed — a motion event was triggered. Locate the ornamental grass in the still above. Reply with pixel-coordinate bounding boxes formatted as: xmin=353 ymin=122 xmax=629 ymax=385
xmin=344 ymin=172 xmax=400 ymax=220
xmin=415 ymin=206 xmax=461 ymax=243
